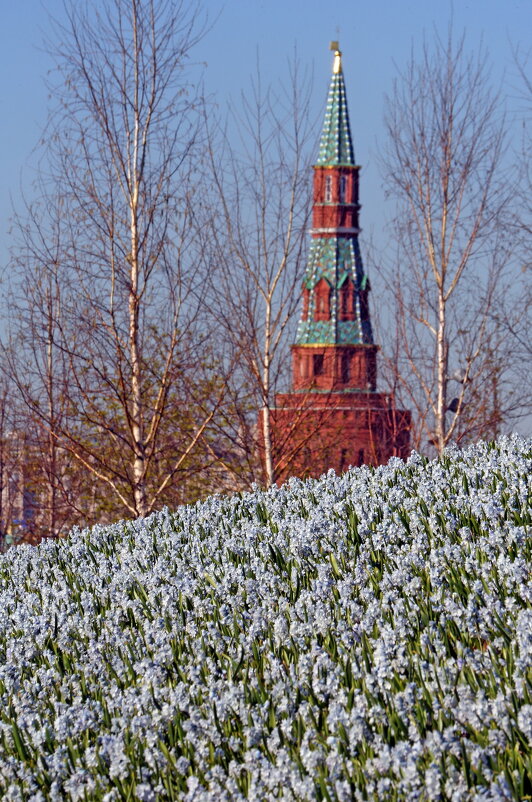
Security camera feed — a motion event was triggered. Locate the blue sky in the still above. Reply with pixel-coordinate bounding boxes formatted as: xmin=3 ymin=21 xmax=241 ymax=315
xmin=1 ymin=0 xmax=530 ymax=273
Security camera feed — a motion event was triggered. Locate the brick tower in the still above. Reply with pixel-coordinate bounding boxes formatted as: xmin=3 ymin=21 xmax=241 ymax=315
xmin=269 ymin=43 xmax=411 ymax=482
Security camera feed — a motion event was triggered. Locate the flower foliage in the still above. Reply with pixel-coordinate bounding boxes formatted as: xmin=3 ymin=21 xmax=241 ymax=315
xmin=0 ymin=436 xmax=530 ymax=801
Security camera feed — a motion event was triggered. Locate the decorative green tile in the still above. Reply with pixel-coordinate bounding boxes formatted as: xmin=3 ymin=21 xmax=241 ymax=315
xmin=316 ymin=65 xmax=355 ymax=166
xmin=296 ymin=237 xmax=373 ymax=346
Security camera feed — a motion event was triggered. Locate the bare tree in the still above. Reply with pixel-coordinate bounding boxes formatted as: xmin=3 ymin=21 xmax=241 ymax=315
xmin=379 ymin=29 xmax=523 ymax=453
xmin=506 ymin=48 xmax=532 ymax=411
xmin=514 ymin=48 xmax=532 ymax=251
xmin=6 ymin=0 xmax=228 ymax=522
xmin=0 ymin=373 xmax=20 ymax=547
xmin=5 ymin=193 xmax=90 ymax=536
xmin=205 ymin=60 xmax=315 ymax=486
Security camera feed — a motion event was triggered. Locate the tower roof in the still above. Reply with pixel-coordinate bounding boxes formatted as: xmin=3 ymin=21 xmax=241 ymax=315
xmin=315 ymin=46 xmax=355 ymax=167
xmin=295 ymin=44 xmax=372 ymax=349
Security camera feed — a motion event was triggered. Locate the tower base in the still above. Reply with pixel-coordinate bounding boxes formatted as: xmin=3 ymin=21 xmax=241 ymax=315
xmin=266 ymin=390 xmax=411 ymax=484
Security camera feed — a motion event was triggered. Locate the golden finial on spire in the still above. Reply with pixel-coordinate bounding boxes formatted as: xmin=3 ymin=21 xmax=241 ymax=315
xmin=330 ymin=40 xmax=342 ymax=74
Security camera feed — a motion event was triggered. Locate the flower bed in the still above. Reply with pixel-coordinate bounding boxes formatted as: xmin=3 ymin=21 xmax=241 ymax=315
xmin=0 ymin=436 xmax=530 ymax=801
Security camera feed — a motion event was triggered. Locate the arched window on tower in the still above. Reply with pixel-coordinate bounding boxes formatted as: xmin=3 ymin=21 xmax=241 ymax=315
xmin=313 ymin=353 xmax=324 ymax=376
xmin=324 ymin=174 xmax=332 ymax=202
xmin=339 ymin=175 xmax=347 ymax=202
xmin=339 ymin=278 xmax=356 ymax=321
xmin=341 ymin=352 xmax=350 ymax=383
xmin=314 ymin=278 xmax=332 ymax=321
xmin=340 ymin=448 xmax=348 ymax=470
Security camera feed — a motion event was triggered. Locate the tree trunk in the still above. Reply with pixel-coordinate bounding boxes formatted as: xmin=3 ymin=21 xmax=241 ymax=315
xmin=262 ymin=298 xmax=275 ymax=485
xmin=436 ymin=291 xmax=448 ymax=453
xmin=46 ymin=319 xmax=57 ymax=535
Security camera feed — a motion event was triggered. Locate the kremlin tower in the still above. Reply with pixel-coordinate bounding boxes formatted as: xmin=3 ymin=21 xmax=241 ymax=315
xmin=268 ymin=44 xmax=411 ymax=482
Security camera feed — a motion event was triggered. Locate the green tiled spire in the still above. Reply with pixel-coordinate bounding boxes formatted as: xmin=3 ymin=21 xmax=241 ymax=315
xmin=295 ymin=237 xmax=373 ymax=346
xmin=316 ymin=47 xmax=355 ymax=167
xmin=295 ymin=45 xmax=373 ymax=348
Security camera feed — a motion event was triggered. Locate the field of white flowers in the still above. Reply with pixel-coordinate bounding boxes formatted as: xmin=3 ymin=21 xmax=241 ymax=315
xmin=0 ymin=436 xmax=530 ymax=801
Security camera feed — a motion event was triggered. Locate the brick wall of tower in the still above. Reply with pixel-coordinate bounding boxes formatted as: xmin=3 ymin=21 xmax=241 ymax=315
xmin=266 ymin=392 xmax=411 ymax=484
xmin=312 ymin=166 xmax=360 ymax=232
xmin=291 ymin=345 xmax=377 ymax=392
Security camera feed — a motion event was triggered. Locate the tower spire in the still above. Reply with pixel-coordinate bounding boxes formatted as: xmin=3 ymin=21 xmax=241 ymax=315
xmin=330 ymin=40 xmax=342 ymax=74
xmin=295 ymin=44 xmax=373 ymax=351
xmin=316 ymin=42 xmax=355 ymax=167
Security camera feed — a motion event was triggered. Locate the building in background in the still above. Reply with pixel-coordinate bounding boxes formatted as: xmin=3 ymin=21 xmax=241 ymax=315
xmin=0 ymin=431 xmax=37 ymax=548
xmin=269 ymin=44 xmax=411 ymax=482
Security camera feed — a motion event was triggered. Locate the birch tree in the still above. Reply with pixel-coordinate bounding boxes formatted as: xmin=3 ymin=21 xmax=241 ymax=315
xmin=0 ymin=373 xmax=21 ymax=547
xmin=380 ymin=30 xmax=515 ymax=453
xmin=205 ymin=62 xmax=314 ymax=486
xmin=5 ymin=194 xmax=88 ymax=535
xmin=7 ymin=0 xmax=226 ymax=522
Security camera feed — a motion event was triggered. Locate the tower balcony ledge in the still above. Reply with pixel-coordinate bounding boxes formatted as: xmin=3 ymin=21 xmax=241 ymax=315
xmin=313 ymin=202 xmax=360 ymax=208
xmin=274 ymin=390 xmax=395 ymax=410
xmin=310 ymin=226 xmax=360 ymax=235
